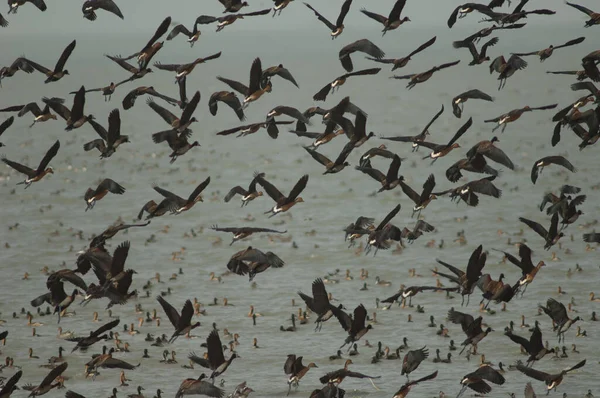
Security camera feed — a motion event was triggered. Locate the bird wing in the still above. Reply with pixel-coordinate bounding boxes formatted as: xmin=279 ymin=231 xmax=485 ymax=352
xmin=157 ymin=296 xmax=181 ymax=328
xmin=99 ymin=178 xmax=126 ymax=195
xmin=304 ymin=3 xmax=336 ymax=31
xmin=360 ymin=8 xmax=386 ymax=24
xmin=247 ymin=57 xmax=263 ymax=96
xmin=54 ymin=40 xmax=76 ymax=72
xmin=304 ymin=146 xmax=332 ymax=167
xmin=207 ymin=330 xmax=226 ymax=367
xmin=255 ymin=174 xmax=285 ymax=202
xmin=447 ymin=308 xmax=474 ymax=333
xmin=388 ymin=0 xmax=407 ymax=21
xmin=446 ymin=117 xmax=472 ymax=147
xmin=336 ymin=0 xmax=353 ymax=26
xmin=106 ymin=109 xmax=121 ymax=146
xmin=153 ymin=62 xmax=182 ymax=72
xmin=376 ymin=204 xmax=401 ymax=230
xmin=399 ymin=180 xmax=420 ymax=204
xmin=187 ymin=176 xmax=211 ymax=203
xmin=39 ymin=362 xmax=68 ymax=388
xmin=178 ymin=299 xmax=194 ymax=329
xmin=167 ymin=24 xmax=193 ymax=40
xmin=147 ymin=99 xmax=178 ymax=125
xmin=519 ymin=217 xmax=548 ymax=240
xmin=217 ymin=76 xmax=249 ymax=96
xmin=35 ymin=139 xmax=60 ymax=174
xmin=287 ymin=174 xmax=309 ymax=202
xmin=516 ymin=363 xmax=550 ymax=382
xmin=565 ymin=2 xmax=595 ymax=16
xmin=91 ymin=318 xmax=120 ymax=338
xmin=466 ymin=244 xmax=485 ymax=282
xmin=180 ymin=91 xmax=201 ymax=125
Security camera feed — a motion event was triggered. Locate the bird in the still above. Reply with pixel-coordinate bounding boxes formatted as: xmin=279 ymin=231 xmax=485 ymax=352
xmin=175 ymin=373 xmax=224 ymax=398
xmin=485 ymin=104 xmax=558 ymax=133
xmin=0 ymin=116 xmax=13 ymax=146
xmin=43 ymin=86 xmax=95 ymax=130
xmin=419 ymin=117 xmax=472 ymax=162
xmin=366 ymin=36 xmax=436 ymax=71
xmin=519 ymin=213 xmax=564 ymax=250
xmin=493 ymin=243 xmax=545 ymax=295
xmin=123 ymin=16 xmax=171 ymax=69
xmin=210 ymin=226 xmax=287 ymax=245
xmin=204 ymin=330 xmax=238 ymax=382
xmin=223 ymin=172 xmax=264 ymax=207
xmin=332 ymin=304 xmax=372 ymax=350
xmin=23 ymin=362 xmax=68 ymax=397
xmin=67 ymin=319 xmax=120 ymax=352
xmin=147 ymin=90 xmax=201 ymax=133
xmin=209 ymin=91 xmax=245 ymax=121
xmin=1 ymin=139 xmax=59 ymax=188
xmin=539 ymin=298 xmax=581 ymax=343
xmin=466 ymin=137 xmax=514 ymax=170
xmin=84 ymin=179 xmax=126 ymax=211
xmin=216 ymin=120 xmax=293 ymax=139
xmin=122 ymin=86 xmax=179 ymax=110
xmin=256 ymin=173 xmax=309 ymax=217
xmin=516 ymin=359 xmax=586 ymax=394
xmin=261 ymin=64 xmax=299 ymax=88
xmin=313 ymin=68 xmax=381 ymax=101
xmin=392 ymin=371 xmax=438 ymax=398
xmin=0 ymin=99 xmax=63 ymax=128
xmin=401 ymin=220 xmax=435 ymax=244
xmin=166 ymin=18 xmax=202 ymax=47
xmin=447 ymin=3 xmax=494 ymax=28
xmin=154 ymin=52 xmax=222 ymax=83
xmin=436 ymin=245 xmax=487 ymax=306
xmin=196 ymin=8 xmax=271 ymax=32
xmin=84 ymin=109 xmax=129 ymax=158
xmin=284 ymin=354 xmax=318 ymax=395
xmin=401 ymin=347 xmax=429 ymax=379
xmin=512 ymin=37 xmax=586 ymax=62
xmin=453 ymin=36 xmax=499 ymax=66
xmin=219 ymin=0 xmax=249 ymax=13
xmin=399 ymin=174 xmax=437 ymax=218
xmin=82 ymin=0 xmax=123 ymax=20
xmin=152 ymin=129 xmax=200 ymax=164
xmin=338 ymin=39 xmax=385 ymax=72
xmin=360 ymin=0 xmax=411 ymax=35
xmin=303 ymin=143 xmax=353 ymax=175
xmin=452 ymin=89 xmax=494 ymax=118
xmin=26 ymin=40 xmax=76 ymax=83
xmin=565 ymin=2 xmax=600 ymax=27
xmin=0 ymin=369 xmax=22 ymax=398
xmin=7 ymin=0 xmax=47 ymax=14
xmin=490 ymin=54 xmax=527 ymax=90
xmin=218 ymin=57 xmax=271 ymax=109
xmin=447 ymin=308 xmax=493 ymax=354
xmin=391 ymin=60 xmax=461 ymax=90
xmin=356 ymin=154 xmax=403 ymax=193
xmin=530 ymin=155 xmax=576 ymax=184
xmin=303 ymin=0 xmax=352 ymax=39
xmin=380 ymin=104 xmax=444 ymax=151
xmin=157 ymin=296 xmax=200 ymax=343
xmin=456 ymin=365 xmax=505 ymax=398
xmin=226 ymin=246 xmax=285 ymax=281
xmin=151 ymin=177 xmax=211 ymax=214
xmin=505 ymin=326 xmax=555 ymax=367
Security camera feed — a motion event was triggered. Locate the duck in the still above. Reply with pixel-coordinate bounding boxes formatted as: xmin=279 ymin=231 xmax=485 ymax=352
xmin=255 ymin=173 xmax=308 ymax=217
xmin=154 ymin=52 xmax=221 ymax=84
xmin=166 ymin=18 xmax=202 ymax=47
xmin=26 ymin=40 xmax=76 ymax=83
xmin=360 ymin=0 xmax=411 ymax=35
xmin=43 ymin=86 xmax=95 ymax=130
xmin=147 ymin=90 xmax=200 ymax=133
xmin=304 ymin=0 xmax=352 ymax=39
xmin=391 ymin=60 xmax=461 ymax=90
xmin=196 ymin=8 xmax=271 ymax=32
xmin=0 ymin=99 xmax=61 ymax=128
xmin=84 ymin=179 xmax=126 ymax=211
xmin=367 ymin=36 xmax=436 ymax=71
xmin=151 ymin=177 xmax=211 ymax=215
xmin=82 ymin=0 xmax=123 ymax=20
xmin=208 ymin=91 xmax=245 ymax=121
xmin=1 ymin=139 xmax=59 ymax=188
xmin=156 ymin=296 xmax=200 ymax=343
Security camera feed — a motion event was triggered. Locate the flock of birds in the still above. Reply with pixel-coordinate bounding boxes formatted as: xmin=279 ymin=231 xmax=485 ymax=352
xmin=1 ymin=0 xmax=600 ymax=398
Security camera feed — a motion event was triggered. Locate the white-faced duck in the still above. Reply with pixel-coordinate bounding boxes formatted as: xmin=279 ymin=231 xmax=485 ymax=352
xmin=489 ymin=54 xmax=527 ymax=90
xmin=539 ymin=298 xmax=581 ymax=343
xmin=516 ymin=359 xmax=586 ymax=394
xmin=513 ymin=36 xmax=585 ymax=62
xmin=0 ymin=57 xmax=34 ymax=85
xmin=298 ymin=278 xmax=343 ymax=331
xmin=272 ymin=0 xmax=295 ymax=17
xmin=367 ymin=36 xmax=436 ymax=72
xmin=434 ymin=175 xmax=502 ymax=207
xmin=204 ymin=330 xmax=238 ymax=383
xmin=84 ymin=178 xmax=125 ymax=211
xmin=565 ymin=2 xmax=600 ymax=27
xmin=356 ymin=154 xmax=402 ymax=193
xmin=0 ymin=369 xmax=22 ymax=396
xmin=82 ymin=0 xmax=123 ymax=20
xmin=175 ymin=373 xmax=224 ymax=398
xmin=546 ymin=69 xmax=589 ymax=81
xmin=8 ymin=0 xmax=46 ymax=14
xmin=361 ymin=0 xmax=410 ymax=35
xmin=125 ymin=16 xmax=171 ymax=69
xmin=151 ymin=176 xmax=211 ymax=214
xmin=209 ymin=91 xmax=245 ymax=121
xmin=211 ymin=225 xmax=287 ymax=245
xmin=394 ymin=370 xmax=438 ymax=398
xmin=22 ymin=362 xmax=67 ymax=397
xmin=1 ymin=139 xmax=59 ymax=188
xmin=105 ymin=54 xmax=153 ymax=82
xmin=452 ymin=89 xmax=494 ymax=118
xmin=123 ymin=86 xmax=178 ymax=110
xmin=391 ymin=60 xmax=461 ymax=90
xmin=400 ymin=174 xmax=437 ymax=218
xmin=148 ymin=90 xmax=200 ymax=133
xmin=418 ymin=117 xmax=472 ymax=163
xmin=381 ymin=104 xmax=444 ymax=151
xmin=520 ymin=213 xmax=565 ymax=251
xmin=314 ymin=67 xmax=380 ymax=102
xmin=338 ymin=39 xmax=384 ymax=72
xmin=166 ymin=18 xmax=202 ymax=47
xmin=223 ymin=172 xmax=264 ymax=207
xmin=152 ymin=129 xmax=200 ymax=164
xmin=458 ymin=23 xmax=526 ymax=45
xmin=303 ymin=143 xmax=353 ymax=175
xmin=226 ymin=246 xmax=285 ymax=281
xmin=255 ymin=173 xmax=308 ymax=217
xmin=43 ymin=86 xmax=95 ymax=130
xmin=401 ymin=347 xmax=428 ymax=378
xmin=505 ymin=326 xmax=555 ymax=367
xmin=261 ymin=64 xmax=299 ymax=89
xmin=0 ymin=13 xmax=7 ymax=27
xmin=221 ymin=0 xmax=249 ymax=13
xmin=453 ymin=36 xmax=499 ymax=66
xmin=154 ymin=52 xmax=221 ymax=84
xmin=156 ymin=296 xmax=200 ymax=343
xmin=466 ymin=137 xmax=514 ymax=170
xmin=456 ymin=364 xmax=505 ymax=398
xmin=26 ymin=40 xmax=76 ymax=83
xmin=0 ymin=98 xmax=63 ymax=128
xmin=284 ymin=354 xmax=318 ymax=395
xmin=304 ymin=0 xmax=352 ymax=40
xmin=127 ymin=386 xmax=146 ymax=398
xmin=84 ymin=109 xmax=129 ymax=158
xmin=318 ymin=358 xmax=380 ymax=387
xmin=401 ymin=220 xmax=435 ymax=244
xmin=196 ymin=8 xmax=271 ymax=32
xmin=485 ymin=104 xmax=558 ymax=133
xmin=332 ymin=304 xmax=373 ymax=351
xmin=447 ymin=3 xmax=494 ymax=28
xmin=73 ymin=81 xmax=126 ymax=102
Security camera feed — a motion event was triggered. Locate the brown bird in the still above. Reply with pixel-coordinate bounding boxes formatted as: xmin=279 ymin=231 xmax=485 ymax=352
xmin=391 ymin=60 xmax=461 ymax=89
xmin=565 ymin=2 xmax=600 ymax=27
xmin=151 ymin=177 xmax=211 ymax=214
xmin=313 ymin=68 xmax=381 ymax=101
xmin=196 ymin=8 xmax=271 ymax=32
xmin=223 ymin=172 xmax=264 ymax=207
xmin=226 ymin=246 xmax=285 ymax=281
xmin=154 ymin=52 xmax=222 ymax=83
xmin=339 ymin=39 xmax=385 ymax=72
xmin=452 ymin=89 xmax=494 ymax=118
xmin=366 ymin=36 xmax=436 ymax=71
xmin=148 ymin=90 xmax=200 ymax=133
xmin=0 ymin=99 xmax=62 ymax=128
xmin=485 ymin=104 xmax=557 ymax=133
xmin=166 ymin=18 xmax=202 ymax=47
xmin=216 ymin=120 xmax=293 ymax=139
xmin=209 ymin=91 xmax=245 ymax=121
xmin=304 ymin=0 xmax=352 ymax=40
xmin=122 ymin=86 xmax=179 ymax=110
xmin=211 ymin=225 xmax=287 ymax=245
xmin=26 ymin=40 xmax=76 ymax=83
xmin=23 ymin=362 xmax=68 ymax=397
xmin=490 ymin=54 xmax=527 ymax=90
xmin=84 ymin=178 xmax=126 ymax=211
xmin=43 ymin=86 xmax=95 ymax=131
xmin=256 ymin=174 xmax=309 ymax=217
xmin=1 ymin=139 xmax=59 ymax=188
xmin=125 ymin=16 xmax=171 ymax=69
xmin=360 ymin=0 xmax=411 ymax=35
xmin=284 ymin=355 xmax=318 ymax=395
xmin=419 ymin=117 xmax=472 ymax=162
xmin=512 ymin=37 xmax=585 ymax=62
xmin=84 ymin=109 xmax=129 ymax=158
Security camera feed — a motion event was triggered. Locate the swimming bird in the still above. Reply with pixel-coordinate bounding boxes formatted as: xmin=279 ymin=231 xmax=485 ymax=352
xmin=360 ymin=0 xmax=410 ymax=35
xmin=304 ymin=0 xmax=352 ymax=39
xmin=1 ymin=139 xmax=59 ymax=188
xmin=209 ymin=91 xmax=245 ymax=121
xmin=226 ymin=246 xmax=285 ymax=281
xmin=166 ymin=18 xmax=202 ymax=47
xmin=157 ymin=296 xmax=200 ymax=343
xmin=452 ymin=89 xmax=494 ymax=118
xmin=391 ymin=60 xmax=461 ymax=89
xmin=26 ymin=40 xmax=76 ymax=83
xmin=485 ymin=104 xmax=558 ymax=133
xmin=196 ymin=8 xmax=271 ymax=32
xmin=565 ymin=2 xmax=600 ymax=27
xmin=43 ymin=86 xmax=94 ymax=130
xmin=84 ymin=109 xmax=129 ymax=158
xmin=313 ymin=68 xmax=380 ymax=101
xmin=84 ymin=179 xmax=126 ymax=211
xmin=82 ymin=0 xmax=123 ymax=20
xmin=516 ymin=359 xmax=586 ymax=394
xmin=530 ymin=155 xmax=576 ymax=184
xmin=366 ymin=36 xmax=436 ymax=71
xmin=519 ymin=213 xmax=564 ymax=250
xmin=151 ymin=177 xmax=211 ymax=214
xmin=154 ymin=52 xmax=222 ymax=83
xmin=256 ymin=173 xmax=308 ymax=217
xmin=512 ymin=37 xmax=585 ymax=62
xmin=211 ymin=225 xmax=287 ymax=245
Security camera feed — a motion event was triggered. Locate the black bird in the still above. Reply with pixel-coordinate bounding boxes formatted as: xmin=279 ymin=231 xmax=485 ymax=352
xmin=298 ymin=278 xmax=340 ymax=331
xmin=44 ymin=86 xmax=94 ymax=130
xmin=360 ymin=0 xmax=411 ymax=35
xmin=82 ymin=0 xmax=123 ymax=20
xmin=147 ymin=90 xmax=201 ymax=133
xmin=332 ymin=304 xmax=372 ymax=350
xmin=490 ymin=54 xmax=527 ymax=90
xmin=84 ymin=109 xmax=129 ymax=158
xmin=380 ymin=104 xmax=444 ymax=151
xmin=366 ymin=36 xmax=436 ymax=71
xmin=313 ymin=68 xmax=380 ymax=101
xmin=445 ymin=153 xmax=499 ymax=183
xmin=539 ymin=298 xmax=581 ymax=343
xmin=401 ymin=347 xmax=429 ymax=379
xmin=318 ymin=358 xmax=380 ymax=386
xmin=338 ymin=39 xmax=385 ymax=72
xmin=26 ymin=40 xmax=76 ymax=83
xmin=209 ymin=91 xmax=245 ymax=121
xmin=1 ymin=139 xmax=59 ymax=188
xmin=304 ymin=0 xmax=352 ymax=39
xmin=0 ymin=369 xmax=22 ymax=398
xmin=519 ymin=213 xmax=564 ymax=250
xmin=456 ymin=365 xmax=505 ymax=398
xmin=516 ymin=359 xmax=586 ymax=394
xmin=226 ymin=246 xmax=285 ymax=281
xmin=466 ymin=137 xmax=514 ymax=170
xmin=434 ymin=175 xmax=502 ymax=206
xmin=157 ymin=296 xmax=200 ymax=343
xmin=401 ymin=220 xmax=435 ymax=244
xmin=303 ymin=143 xmax=353 ymax=174
xmin=363 ymin=204 xmax=402 ymax=256
xmin=356 ymin=154 xmax=402 ymax=193
xmin=452 ymin=89 xmax=494 ymax=118
xmin=435 ymin=245 xmax=486 ymax=306
xmin=261 ymin=64 xmax=299 ymax=88
xmin=84 ymin=178 xmax=126 ymax=211
xmin=447 ymin=308 xmax=493 ymax=354
xmin=152 ymin=177 xmax=211 ymax=214
xmin=512 ymin=37 xmax=586 ymax=62
xmin=505 ymin=326 xmax=554 ymax=367
xmin=68 ymin=319 xmax=120 ymax=352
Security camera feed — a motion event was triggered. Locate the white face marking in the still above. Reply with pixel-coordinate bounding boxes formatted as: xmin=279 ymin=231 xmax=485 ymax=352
xmin=454 ymin=98 xmax=462 ymax=104
xmin=460 ymin=187 xmax=470 ymax=194
xmin=267 ymin=110 xmax=277 ymax=117
xmin=431 ymin=152 xmax=441 ymax=158
xmin=176 ymin=71 xmax=186 ymax=78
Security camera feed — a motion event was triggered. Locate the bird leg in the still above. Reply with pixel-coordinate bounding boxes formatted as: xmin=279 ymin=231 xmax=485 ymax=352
xmin=456 ymin=385 xmax=468 ymax=398
xmin=369 ymin=377 xmax=381 ymax=391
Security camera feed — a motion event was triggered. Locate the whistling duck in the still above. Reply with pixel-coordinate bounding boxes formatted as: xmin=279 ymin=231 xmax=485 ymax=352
xmin=84 ymin=178 xmax=125 ymax=211
xmin=284 ymin=354 xmax=318 ymax=395
xmin=0 ymin=99 xmax=63 ymax=128
xmin=209 ymin=91 xmax=245 ymax=121
xmin=24 ymin=362 xmax=68 ymax=397
xmin=304 ymin=0 xmax=352 ymax=39
xmin=516 ymin=359 xmax=586 ymax=394
xmin=566 ymin=2 xmax=600 ymax=27
xmin=1 ymin=139 xmax=59 ymax=188
xmin=0 ymin=57 xmax=34 ymax=84
xmin=452 ymin=89 xmax=494 ymax=119
xmin=367 ymin=36 xmax=436 ymax=71
xmin=361 ymin=0 xmax=410 ymax=35
xmin=196 ymin=8 xmax=271 ymax=31
xmin=156 ymin=296 xmax=200 ymax=343
xmin=223 ymin=172 xmax=264 ymax=207
xmin=226 ymin=246 xmax=285 ymax=281
xmin=453 ymin=36 xmax=499 ymax=66
xmin=392 ymin=60 xmax=460 ymax=89
xmin=123 ymin=86 xmax=178 ymax=110
xmin=338 ymin=39 xmax=385 ymax=72
xmin=82 ymin=0 xmax=123 ymax=20
xmin=26 ymin=40 xmax=76 ymax=83
xmin=154 ymin=52 xmax=221 ymax=84
xmin=256 ymin=173 xmax=308 ymax=217
xmin=211 ymin=225 xmax=287 ymax=245
xmin=419 ymin=117 xmax=472 ymax=162
xmin=513 ymin=37 xmax=585 ymax=62
xmin=456 ymin=365 xmax=505 ymax=398
xmin=152 ymin=177 xmax=211 ymax=214
xmin=490 ymin=54 xmax=527 ymax=90
xmin=539 ymin=298 xmax=581 ymax=343
xmin=167 ymin=18 xmax=202 ymax=47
